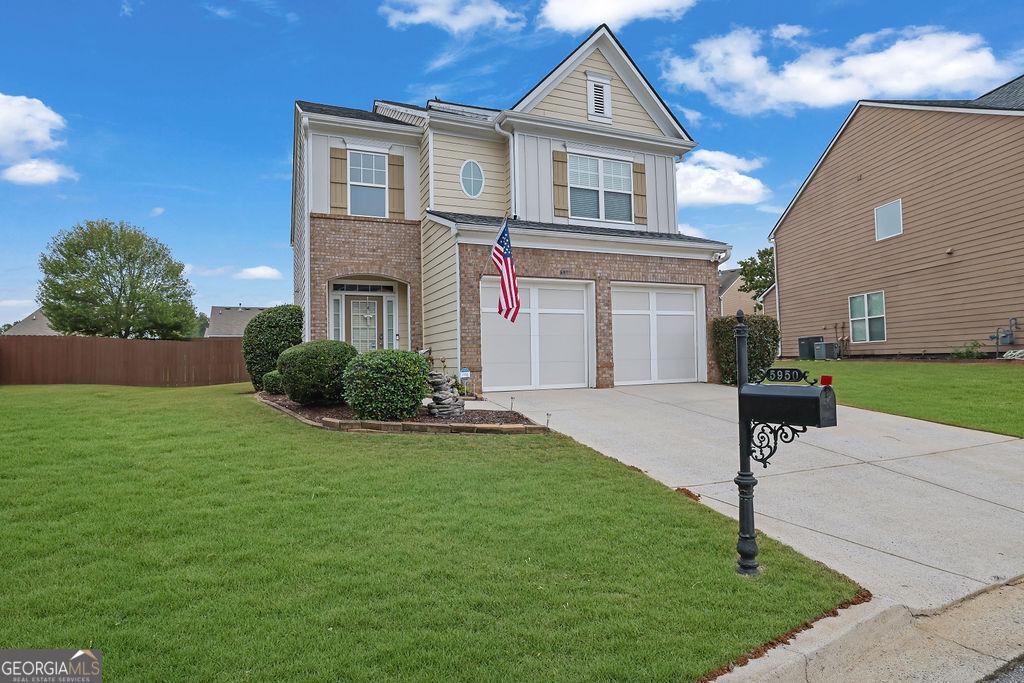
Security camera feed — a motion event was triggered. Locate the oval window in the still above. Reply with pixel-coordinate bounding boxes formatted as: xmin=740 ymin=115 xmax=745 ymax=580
xmin=460 ymin=160 xmax=484 ymax=198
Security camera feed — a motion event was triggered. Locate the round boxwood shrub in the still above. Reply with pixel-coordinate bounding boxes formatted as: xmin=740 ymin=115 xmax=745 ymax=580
xmin=343 ymin=349 xmax=430 ymax=421
xmin=276 ymin=340 xmax=357 ymax=405
xmin=242 ymin=304 xmax=303 ymax=390
xmin=711 ymin=314 xmax=780 ymax=385
xmin=262 ymin=370 xmax=285 ymax=395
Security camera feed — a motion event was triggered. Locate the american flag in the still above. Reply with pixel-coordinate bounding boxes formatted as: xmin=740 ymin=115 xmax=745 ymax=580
xmin=490 ymin=217 xmax=520 ymax=323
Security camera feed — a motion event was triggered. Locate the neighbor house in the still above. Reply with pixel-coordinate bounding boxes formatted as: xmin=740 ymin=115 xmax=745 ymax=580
xmin=718 ymin=268 xmax=769 ymax=317
xmin=2 ymin=308 xmax=57 ymax=336
xmin=291 ymin=25 xmax=731 ymax=393
xmin=770 ymin=75 xmax=1024 ymax=357
xmin=205 ymin=306 xmax=268 ymax=337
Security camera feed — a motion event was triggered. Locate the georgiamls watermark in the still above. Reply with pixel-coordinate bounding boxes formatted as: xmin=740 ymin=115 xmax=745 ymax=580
xmin=1 ymin=649 xmax=102 ymax=682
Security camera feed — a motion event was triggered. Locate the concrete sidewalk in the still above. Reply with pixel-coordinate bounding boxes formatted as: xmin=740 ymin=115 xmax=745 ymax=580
xmin=483 ymin=383 xmax=1024 ymax=611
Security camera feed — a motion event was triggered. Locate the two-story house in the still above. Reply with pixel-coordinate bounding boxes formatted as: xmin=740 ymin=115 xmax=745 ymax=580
xmin=291 ymin=25 xmax=732 ymax=393
xmin=770 ymin=75 xmax=1024 ymax=357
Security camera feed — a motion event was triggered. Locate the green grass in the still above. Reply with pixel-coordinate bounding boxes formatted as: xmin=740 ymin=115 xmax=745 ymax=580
xmin=0 ymin=383 xmax=858 ymax=681
xmin=778 ymin=360 xmax=1024 ymax=437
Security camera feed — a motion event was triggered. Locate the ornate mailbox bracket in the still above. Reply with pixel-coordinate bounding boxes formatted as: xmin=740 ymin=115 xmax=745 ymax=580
xmin=750 ymin=422 xmax=807 ymax=467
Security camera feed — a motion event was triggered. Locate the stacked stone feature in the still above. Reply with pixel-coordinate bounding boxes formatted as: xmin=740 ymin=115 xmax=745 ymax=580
xmin=427 ymin=371 xmax=465 ymax=418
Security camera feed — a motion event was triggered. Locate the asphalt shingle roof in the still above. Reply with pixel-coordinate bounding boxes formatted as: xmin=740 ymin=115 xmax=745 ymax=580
xmin=718 ymin=268 xmax=741 ymax=296
xmin=296 ymin=100 xmax=413 ymax=126
xmin=427 ymin=211 xmax=729 ymax=247
xmin=3 ymin=308 xmax=57 ymax=336
xmin=864 ymin=73 xmax=1024 ymax=112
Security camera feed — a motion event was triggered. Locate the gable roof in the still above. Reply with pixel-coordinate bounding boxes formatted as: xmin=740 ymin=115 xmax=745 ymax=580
xmin=770 ymin=73 xmax=1024 ymax=240
xmin=718 ymin=268 xmax=742 ymax=297
xmin=3 ymin=307 xmax=57 ymax=336
xmin=296 ymin=100 xmax=413 ymax=126
xmin=511 ymin=24 xmax=691 ymax=141
xmin=205 ymin=306 xmax=268 ymax=337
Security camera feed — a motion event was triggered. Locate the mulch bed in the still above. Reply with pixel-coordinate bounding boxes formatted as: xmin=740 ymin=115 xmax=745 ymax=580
xmin=260 ymin=393 xmax=534 ymax=425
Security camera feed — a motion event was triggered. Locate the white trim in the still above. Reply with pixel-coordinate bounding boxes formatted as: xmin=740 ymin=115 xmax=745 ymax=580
xmin=459 ymin=159 xmax=485 ymax=198
xmin=874 ymin=198 xmax=903 ymax=241
xmin=848 ymin=290 xmax=887 ymax=343
xmin=479 ymin=277 xmax=595 ymax=391
xmin=303 ymin=112 xmax=422 ymax=141
xmin=511 ymin=28 xmax=690 ymax=141
xmin=427 ymin=129 xmax=435 ymax=210
xmin=564 ymin=142 xmax=634 ymax=162
xmin=346 ymin=150 xmax=388 ymax=218
xmin=329 ymin=282 xmax=401 ymax=350
xmin=498 ymin=111 xmax=692 ymax=155
xmin=303 ymin=116 xmax=312 ymax=342
xmin=860 ymin=101 xmax=1024 ymax=117
xmin=453 ymin=236 xmax=462 ymax=371
xmin=586 ymin=72 xmax=613 ymax=124
xmin=567 ymin=153 xmax=634 ymax=223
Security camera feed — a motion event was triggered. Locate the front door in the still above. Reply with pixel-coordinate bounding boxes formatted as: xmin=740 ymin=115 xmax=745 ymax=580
xmin=346 ymin=295 xmax=385 ymax=352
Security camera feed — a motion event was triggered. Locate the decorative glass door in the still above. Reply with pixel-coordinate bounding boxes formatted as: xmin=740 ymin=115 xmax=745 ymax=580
xmin=350 ymin=299 xmax=379 ymax=352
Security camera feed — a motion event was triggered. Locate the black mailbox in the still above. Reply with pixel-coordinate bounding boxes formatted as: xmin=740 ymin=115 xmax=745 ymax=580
xmin=739 ymin=383 xmax=837 ymax=428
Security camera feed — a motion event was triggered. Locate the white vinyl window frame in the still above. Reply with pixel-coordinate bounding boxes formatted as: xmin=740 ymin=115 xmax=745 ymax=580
xmin=874 ymin=198 xmax=903 ymax=241
xmin=586 ymin=71 xmax=612 ymax=124
xmin=347 ymin=150 xmax=388 ymax=218
xmin=459 ymin=159 xmax=485 ymax=198
xmin=567 ymin=153 xmax=634 ymax=224
xmin=848 ymin=290 xmax=886 ymax=343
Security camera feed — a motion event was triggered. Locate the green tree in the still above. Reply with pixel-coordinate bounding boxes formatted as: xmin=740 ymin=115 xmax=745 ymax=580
xmin=0 ymin=322 xmax=12 ymax=333
xmin=38 ymin=219 xmax=197 ymax=339
xmin=736 ymin=247 xmax=775 ymax=312
xmin=192 ymin=312 xmax=210 ymax=338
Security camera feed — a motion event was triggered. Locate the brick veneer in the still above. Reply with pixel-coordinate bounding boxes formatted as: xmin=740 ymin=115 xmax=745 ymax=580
xmin=458 ymin=243 xmax=721 ymax=391
xmin=307 ymin=213 xmax=423 ymax=348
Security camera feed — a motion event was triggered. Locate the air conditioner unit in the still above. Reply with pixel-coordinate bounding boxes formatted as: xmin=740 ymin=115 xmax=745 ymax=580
xmin=798 ymin=336 xmax=824 ymax=360
xmin=814 ymin=342 xmax=840 ymax=360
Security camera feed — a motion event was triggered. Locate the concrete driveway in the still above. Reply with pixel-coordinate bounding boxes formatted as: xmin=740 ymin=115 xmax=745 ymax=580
xmin=482 ymin=383 xmax=1024 ymax=611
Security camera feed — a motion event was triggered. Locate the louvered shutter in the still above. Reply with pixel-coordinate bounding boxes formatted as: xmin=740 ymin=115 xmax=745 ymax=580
xmin=330 ymin=148 xmax=347 ymax=214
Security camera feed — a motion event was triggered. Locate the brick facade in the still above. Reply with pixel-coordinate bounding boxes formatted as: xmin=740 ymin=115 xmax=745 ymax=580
xmin=307 ymin=214 xmax=423 ymax=348
xmin=458 ymin=242 xmax=721 ymax=391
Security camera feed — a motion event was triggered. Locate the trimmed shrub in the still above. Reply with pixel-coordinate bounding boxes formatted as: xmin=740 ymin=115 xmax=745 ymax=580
xmin=277 ymin=340 xmax=357 ymax=405
xmin=242 ymin=304 xmax=303 ymax=390
xmin=262 ymin=370 xmax=285 ymax=395
xmin=344 ymin=349 xmax=430 ymax=421
xmin=712 ymin=314 xmax=780 ymax=385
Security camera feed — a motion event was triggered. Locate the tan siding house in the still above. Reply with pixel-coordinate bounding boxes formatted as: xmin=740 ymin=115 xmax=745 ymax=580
xmin=718 ymin=268 xmax=762 ymax=317
xmin=291 ymin=25 xmax=733 ymax=392
xmin=772 ymin=80 xmax=1024 ymax=357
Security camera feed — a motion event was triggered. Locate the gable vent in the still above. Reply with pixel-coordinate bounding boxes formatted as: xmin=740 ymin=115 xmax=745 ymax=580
xmin=587 ymin=71 xmax=612 ymax=123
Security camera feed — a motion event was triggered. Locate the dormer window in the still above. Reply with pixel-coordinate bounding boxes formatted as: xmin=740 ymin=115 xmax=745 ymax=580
xmin=587 ymin=72 xmax=612 ymax=124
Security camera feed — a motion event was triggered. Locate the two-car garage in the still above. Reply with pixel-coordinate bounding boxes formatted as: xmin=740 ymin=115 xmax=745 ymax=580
xmin=480 ymin=277 xmax=706 ymax=392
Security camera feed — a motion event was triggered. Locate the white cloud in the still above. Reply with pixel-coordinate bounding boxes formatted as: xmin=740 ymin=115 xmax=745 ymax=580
xmin=202 ymin=4 xmax=236 ymax=18
xmin=149 ymin=206 xmax=165 ymax=217
xmin=120 ymin=0 xmax=136 ymax=16
xmin=184 ymin=264 xmax=233 ymax=277
xmin=661 ymin=25 xmax=1021 ymax=115
xmin=0 ymin=299 xmax=34 ymax=307
xmin=380 ymin=0 xmax=523 ymax=34
xmin=678 ymin=106 xmax=703 ymax=126
xmin=234 ymin=266 xmax=283 ymax=280
xmin=756 ymin=203 xmax=785 ymax=214
xmin=676 ymin=150 xmax=770 ymax=207
xmin=1 ymin=159 xmax=78 ymax=185
xmin=771 ymin=23 xmax=809 ymax=42
xmin=678 ymin=223 xmax=707 ymax=238
xmin=539 ymin=0 xmax=697 ymax=33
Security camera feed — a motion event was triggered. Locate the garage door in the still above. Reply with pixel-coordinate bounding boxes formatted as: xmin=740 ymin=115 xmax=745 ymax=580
xmin=612 ymin=285 xmax=702 ymax=385
xmin=480 ymin=279 xmax=590 ymax=391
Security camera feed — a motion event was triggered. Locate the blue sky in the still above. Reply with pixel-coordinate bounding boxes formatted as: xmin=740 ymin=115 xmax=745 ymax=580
xmin=2 ymin=0 xmax=1022 ymax=325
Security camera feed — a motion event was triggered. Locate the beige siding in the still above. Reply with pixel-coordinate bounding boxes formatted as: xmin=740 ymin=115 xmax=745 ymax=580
xmin=421 ymin=219 xmax=459 ymax=369
xmin=775 ymin=105 xmax=1024 ymax=356
xmin=419 ymin=131 xmax=431 ymax=217
xmin=374 ymin=103 xmax=428 ymax=126
xmin=720 ymin=280 xmax=761 ymax=317
xmin=431 ymin=132 xmax=509 ymax=217
xmin=291 ymin=108 xmax=307 ymax=309
xmin=531 ymin=47 xmax=662 ymax=136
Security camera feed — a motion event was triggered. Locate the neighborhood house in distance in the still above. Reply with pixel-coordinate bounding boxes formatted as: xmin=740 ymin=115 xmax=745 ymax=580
xmin=291 ymin=25 xmax=732 ymax=394
xmin=2 ymin=308 xmax=57 ymax=336
xmin=772 ymin=75 xmax=1024 ymax=357
xmin=204 ymin=306 xmax=268 ymax=337
xmin=718 ymin=268 xmax=777 ymax=318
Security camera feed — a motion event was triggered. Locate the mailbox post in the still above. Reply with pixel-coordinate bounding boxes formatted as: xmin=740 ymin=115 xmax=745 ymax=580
xmin=733 ymin=310 xmax=838 ymax=575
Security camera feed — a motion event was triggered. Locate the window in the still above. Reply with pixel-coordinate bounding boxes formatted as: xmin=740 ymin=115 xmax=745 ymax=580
xmin=587 ymin=72 xmax=612 ymax=123
xmin=568 ymin=153 xmax=633 ymax=223
xmin=348 ymin=151 xmax=387 ymax=217
xmin=874 ymin=199 xmax=902 ymax=240
xmin=460 ymin=159 xmax=484 ymax=198
xmin=849 ymin=291 xmax=886 ymax=343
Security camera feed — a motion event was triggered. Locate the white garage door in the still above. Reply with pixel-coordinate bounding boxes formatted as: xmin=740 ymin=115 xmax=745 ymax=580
xmin=612 ymin=285 xmax=702 ymax=385
xmin=480 ymin=279 xmax=590 ymax=391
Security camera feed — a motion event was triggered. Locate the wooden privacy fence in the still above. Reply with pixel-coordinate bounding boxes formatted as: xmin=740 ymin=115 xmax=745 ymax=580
xmin=0 ymin=336 xmax=250 ymax=386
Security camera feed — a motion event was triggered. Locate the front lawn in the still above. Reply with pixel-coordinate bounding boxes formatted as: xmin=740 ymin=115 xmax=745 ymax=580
xmin=0 ymin=383 xmax=858 ymax=681
xmin=778 ymin=360 xmax=1024 ymax=437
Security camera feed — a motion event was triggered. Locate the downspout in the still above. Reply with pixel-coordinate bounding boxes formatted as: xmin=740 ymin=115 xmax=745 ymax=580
xmin=494 ymin=116 xmax=516 ymax=217
xmin=771 ymin=236 xmax=781 ymax=356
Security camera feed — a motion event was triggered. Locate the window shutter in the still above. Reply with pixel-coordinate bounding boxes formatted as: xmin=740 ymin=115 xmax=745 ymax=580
xmin=330 ymin=148 xmax=347 ymax=214
xmin=388 ymin=153 xmax=405 ymax=219
xmin=633 ymin=163 xmax=647 ymax=225
xmin=552 ymin=150 xmax=568 ymax=217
